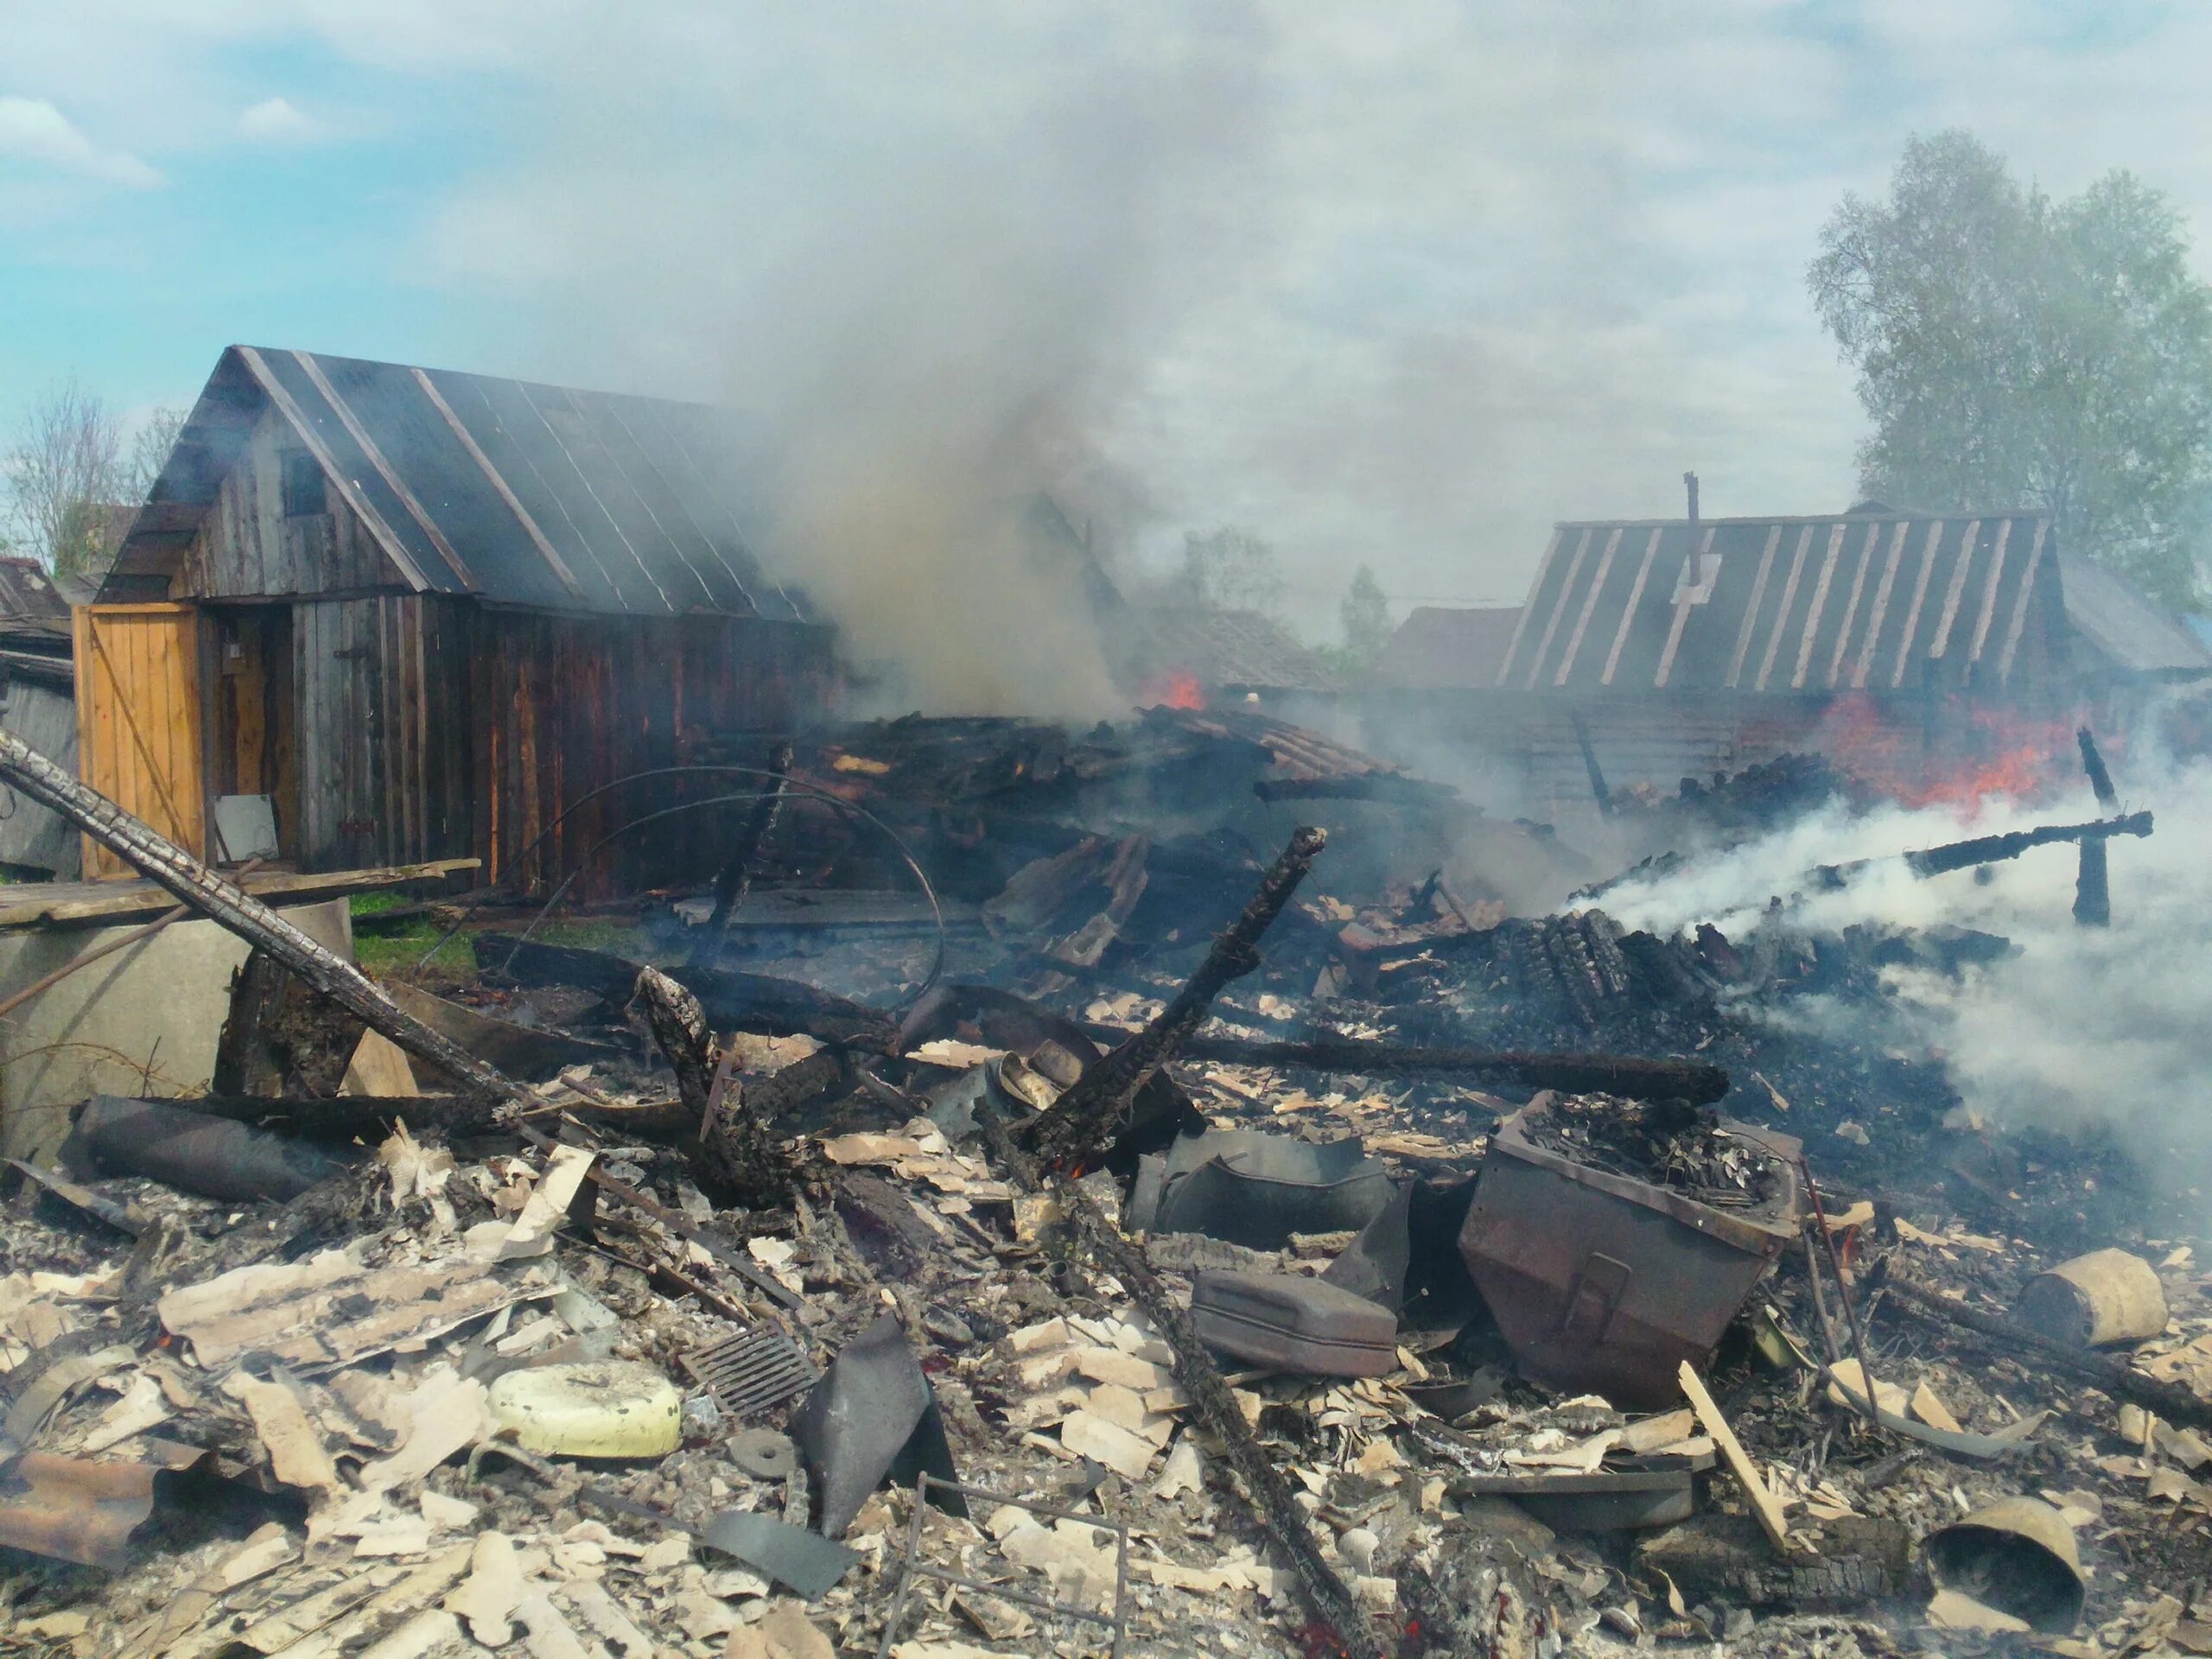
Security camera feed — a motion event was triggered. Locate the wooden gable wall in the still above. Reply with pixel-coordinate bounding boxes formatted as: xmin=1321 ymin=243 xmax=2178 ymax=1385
xmin=177 ymin=404 xmax=407 ymax=600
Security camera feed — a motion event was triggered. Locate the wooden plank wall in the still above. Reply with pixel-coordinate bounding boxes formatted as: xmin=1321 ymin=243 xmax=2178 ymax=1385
xmin=73 ymin=604 xmax=205 ymax=877
xmin=293 ymin=595 xmax=474 ymax=871
xmin=472 ymin=613 xmax=832 ymax=897
xmin=181 ymin=404 xmax=400 ymax=599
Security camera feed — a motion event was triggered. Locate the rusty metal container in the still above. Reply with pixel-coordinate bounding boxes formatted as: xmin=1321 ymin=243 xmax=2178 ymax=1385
xmin=1458 ymin=1101 xmax=1802 ymax=1409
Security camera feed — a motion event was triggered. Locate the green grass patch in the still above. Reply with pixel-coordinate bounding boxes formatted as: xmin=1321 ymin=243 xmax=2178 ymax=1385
xmin=355 ymin=918 xmax=478 ymax=983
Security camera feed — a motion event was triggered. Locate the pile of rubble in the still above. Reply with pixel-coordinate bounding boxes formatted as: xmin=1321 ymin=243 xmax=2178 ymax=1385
xmin=0 ymin=719 xmax=2207 ymax=1658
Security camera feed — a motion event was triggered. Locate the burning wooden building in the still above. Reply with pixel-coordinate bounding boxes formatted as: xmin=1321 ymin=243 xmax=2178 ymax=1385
xmin=1370 ymin=507 xmax=2212 ymax=822
xmin=92 ymin=346 xmax=833 ymax=888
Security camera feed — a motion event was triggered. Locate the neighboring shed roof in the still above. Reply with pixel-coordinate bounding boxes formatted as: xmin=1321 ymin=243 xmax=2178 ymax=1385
xmin=1125 ymin=607 xmax=1343 ymax=696
xmin=2059 ymin=561 xmax=2212 ymax=676
xmin=1375 ymin=606 xmax=1522 ymax=690
xmin=1496 ymin=512 xmax=2065 ymax=695
xmin=0 ymin=557 xmax=71 ymax=632
xmin=107 ymin=346 xmax=810 ymax=621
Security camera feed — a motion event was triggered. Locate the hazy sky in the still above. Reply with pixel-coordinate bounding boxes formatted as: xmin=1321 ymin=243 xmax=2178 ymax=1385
xmin=3 ymin=2 xmax=2206 ymax=632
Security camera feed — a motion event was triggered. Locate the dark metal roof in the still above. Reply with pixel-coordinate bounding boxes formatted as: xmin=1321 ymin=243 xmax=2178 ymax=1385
xmin=1375 ymin=606 xmax=1522 ymax=690
xmin=1495 ymin=512 xmax=2064 ymax=695
xmin=1125 ymin=607 xmax=1344 ymax=696
xmin=108 ymin=346 xmax=810 ymax=621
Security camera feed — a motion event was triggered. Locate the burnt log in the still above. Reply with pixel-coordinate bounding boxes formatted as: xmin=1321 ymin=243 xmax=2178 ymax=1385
xmin=493 ymin=936 xmax=897 ymax=1052
xmin=1816 ymin=811 xmax=2153 ymax=888
xmin=1023 ymin=825 xmax=1326 ymax=1171
xmin=0 ymin=728 xmax=530 ymax=1109
xmin=634 ymin=966 xmax=805 ymax=1211
xmin=2074 ymin=728 xmax=2119 ymax=928
xmin=1161 ymin=1035 xmax=1729 ymax=1104
xmin=1881 ymin=1269 xmax=2212 ymax=1433
xmin=211 ymin=950 xmax=291 ymax=1096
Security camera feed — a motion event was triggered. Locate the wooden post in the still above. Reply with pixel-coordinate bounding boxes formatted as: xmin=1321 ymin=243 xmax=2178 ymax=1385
xmin=0 ymin=728 xmax=529 ymax=1109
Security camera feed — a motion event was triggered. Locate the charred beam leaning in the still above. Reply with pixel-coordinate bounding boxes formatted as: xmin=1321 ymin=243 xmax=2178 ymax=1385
xmin=2073 ymin=728 xmax=2120 ymax=928
xmin=1024 ymin=826 xmax=1328 ymax=1171
xmin=0 ymin=728 xmax=531 ymax=1109
xmin=1165 ymin=1034 xmax=1729 ymax=1105
xmin=687 ymin=740 xmax=794 ymax=968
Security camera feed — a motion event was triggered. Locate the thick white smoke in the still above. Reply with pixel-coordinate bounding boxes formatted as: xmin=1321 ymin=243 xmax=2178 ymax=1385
xmin=1595 ymin=747 xmax=2212 ymax=1190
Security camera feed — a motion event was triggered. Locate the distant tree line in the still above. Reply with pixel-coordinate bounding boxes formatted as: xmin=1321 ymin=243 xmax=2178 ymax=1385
xmin=1813 ymin=130 xmax=2212 ymax=610
xmin=0 ymin=379 xmax=186 ymax=581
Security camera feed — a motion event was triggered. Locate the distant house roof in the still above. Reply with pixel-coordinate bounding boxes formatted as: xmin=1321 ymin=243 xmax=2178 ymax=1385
xmin=1497 ymin=512 xmax=2085 ymax=695
xmin=0 ymin=557 xmax=72 ymax=629
xmin=1122 ymin=607 xmax=1343 ymax=696
xmin=106 ymin=346 xmax=811 ymax=621
xmin=2059 ymin=561 xmax=2212 ymax=676
xmin=1375 ymin=606 xmax=1522 ymax=690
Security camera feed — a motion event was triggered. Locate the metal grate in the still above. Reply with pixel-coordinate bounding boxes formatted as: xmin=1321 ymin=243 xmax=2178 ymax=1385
xmin=679 ymin=1332 xmax=817 ymax=1421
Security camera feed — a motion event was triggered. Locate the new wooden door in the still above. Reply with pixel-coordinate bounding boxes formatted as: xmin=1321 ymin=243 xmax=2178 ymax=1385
xmin=73 ymin=602 xmax=206 ymax=877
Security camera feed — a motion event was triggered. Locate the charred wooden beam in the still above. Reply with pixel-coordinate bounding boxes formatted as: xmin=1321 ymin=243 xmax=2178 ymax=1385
xmin=635 ymin=966 xmax=806 ymax=1211
xmin=0 ymin=728 xmax=530 ymax=1109
xmin=2074 ymin=728 xmax=2119 ymax=928
xmin=1881 ymin=1269 xmax=2212 ymax=1433
xmin=490 ymin=936 xmax=897 ymax=1052
xmin=975 ymin=1108 xmax=1383 ymax=1659
xmin=1163 ymin=1034 xmax=1729 ymax=1104
xmin=1815 ymin=811 xmax=2153 ymax=888
xmin=687 ymin=740 xmax=793 ymax=967
xmin=1023 ymin=826 xmax=1327 ymax=1172
xmin=211 ymin=950 xmax=290 ymax=1096
xmin=1569 ymin=709 xmax=1613 ymax=817
xmin=164 ymin=1093 xmax=505 ymax=1139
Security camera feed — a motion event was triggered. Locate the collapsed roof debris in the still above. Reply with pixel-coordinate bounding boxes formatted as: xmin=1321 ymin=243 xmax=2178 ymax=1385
xmin=0 ymin=715 xmax=2209 ymax=1659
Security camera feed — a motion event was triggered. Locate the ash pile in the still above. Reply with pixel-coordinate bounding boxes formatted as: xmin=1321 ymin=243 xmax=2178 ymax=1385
xmin=0 ymin=713 xmax=2206 ymax=1659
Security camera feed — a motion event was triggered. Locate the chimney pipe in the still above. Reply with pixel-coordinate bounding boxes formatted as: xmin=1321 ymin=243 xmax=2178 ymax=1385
xmin=1684 ymin=471 xmax=1700 ymax=528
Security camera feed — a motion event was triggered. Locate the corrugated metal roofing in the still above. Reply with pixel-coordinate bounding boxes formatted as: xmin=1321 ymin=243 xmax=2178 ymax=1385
xmin=1375 ymin=606 xmax=1522 ymax=690
xmin=1495 ymin=512 xmax=2063 ymax=694
xmin=110 ymin=346 xmax=809 ymax=621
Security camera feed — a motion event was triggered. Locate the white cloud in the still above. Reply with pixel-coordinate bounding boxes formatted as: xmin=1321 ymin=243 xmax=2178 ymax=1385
xmin=237 ymin=95 xmax=321 ymax=142
xmin=0 ymin=95 xmax=162 ymax=188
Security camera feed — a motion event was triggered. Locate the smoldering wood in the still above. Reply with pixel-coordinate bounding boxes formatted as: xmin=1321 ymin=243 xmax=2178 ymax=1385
xmin=0 ymin=727 xmax=534 ymax=1109
xmin=2074 ymin=727 xmax=2118 ymax=928
xmin=207 ymin=955 xmax=308 ymax=1096
xmin=1164 ymin=1034 xmax=1730 ymax=1104
xmin=1024 ymin=825 xmax=1327 ymax=1171
xmin=1569 ymin=708 xmax=1614 ymax=817
xmin=633 ymin=965 xmax=806 ymax=1210
xmin=490 ymin=935 xmax=898 ymax=1052
xmin=634 ymin=967 xmax=715 ymax=1120
xmin=973 ymin=1109 xmax=1384 ymax=1659
xmin=1814 ymin=810 xmax=2154 ymax=887
xmin=687 ymin=740 xmax=793 ymax=967
xmin=1881 ymin=1269 xmax=2212 ymax=1433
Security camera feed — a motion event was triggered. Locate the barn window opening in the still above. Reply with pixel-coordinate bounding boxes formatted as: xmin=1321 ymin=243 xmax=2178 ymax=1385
xmin=281 ymin=449 xmax=327 ymax=518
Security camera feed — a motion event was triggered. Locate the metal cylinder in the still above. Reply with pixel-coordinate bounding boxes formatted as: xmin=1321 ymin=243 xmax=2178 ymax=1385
xmin=2016 ymin=1248 xmax=2168 ymax=1347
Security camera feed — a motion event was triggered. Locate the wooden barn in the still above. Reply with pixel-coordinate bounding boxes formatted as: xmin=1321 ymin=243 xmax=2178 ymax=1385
xmin=93 ymin=346 xmax=833 ymax=890
xmin=1369 ymin=508 xmax=2212 ymax=823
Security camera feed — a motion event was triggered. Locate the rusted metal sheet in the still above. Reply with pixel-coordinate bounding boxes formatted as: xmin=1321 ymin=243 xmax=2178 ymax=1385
xmin=0 ymin=1450 xmax=197 ymax=1571
xmin=1458 ymin=1102 xmax=1802 ymax=1409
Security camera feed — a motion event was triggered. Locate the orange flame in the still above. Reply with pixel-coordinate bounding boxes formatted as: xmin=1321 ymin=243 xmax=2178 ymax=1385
xmin=1140 ymin=669 xmax=1206 ymax=711
xmin=1808 ymin=694 xmax=2078 ymax=816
